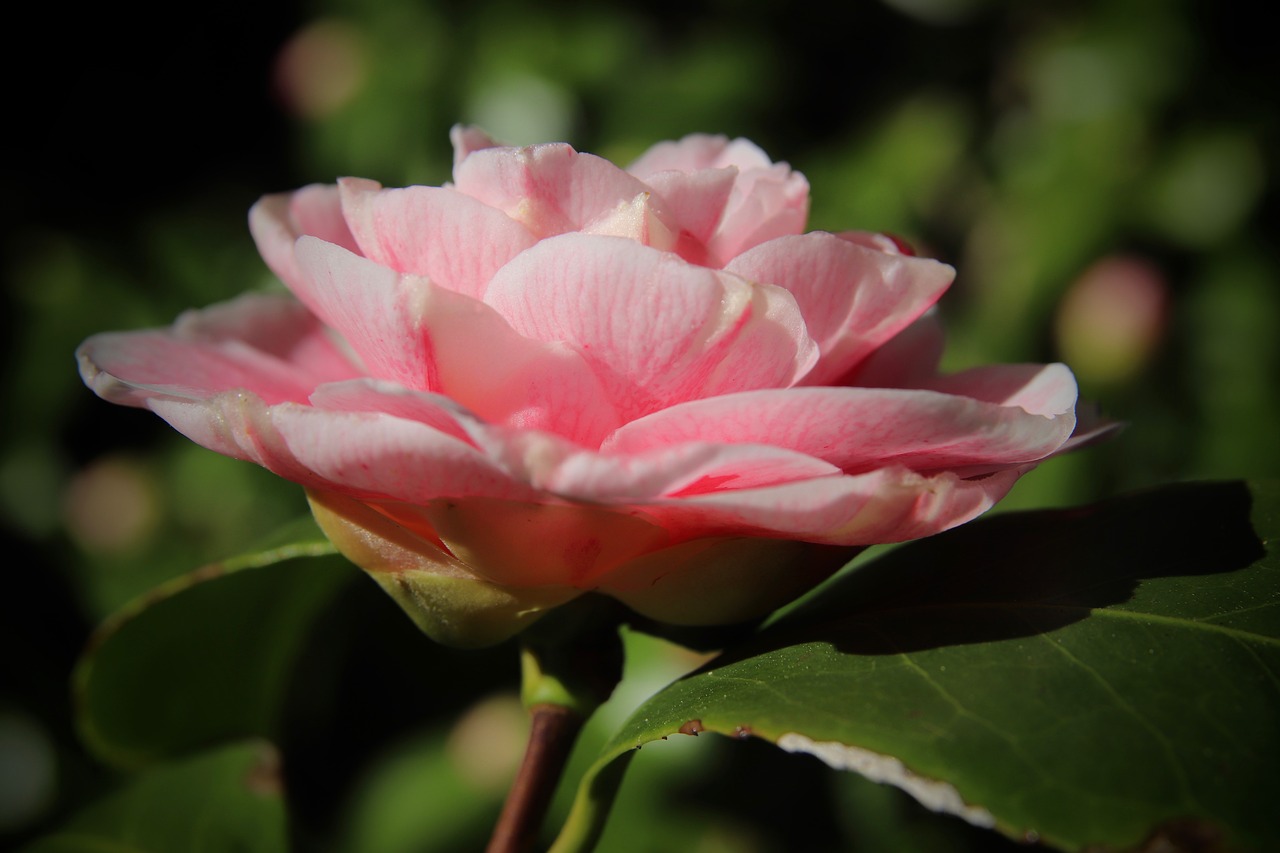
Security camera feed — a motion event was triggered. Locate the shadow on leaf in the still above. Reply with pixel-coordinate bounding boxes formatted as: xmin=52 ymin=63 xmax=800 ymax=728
xmin=748 ymin=480 xmax=1266 ymax=656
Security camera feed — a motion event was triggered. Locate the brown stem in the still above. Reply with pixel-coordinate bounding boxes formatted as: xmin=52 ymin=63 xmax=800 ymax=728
xmin=486 ymin=703 xmax=585 ymax=853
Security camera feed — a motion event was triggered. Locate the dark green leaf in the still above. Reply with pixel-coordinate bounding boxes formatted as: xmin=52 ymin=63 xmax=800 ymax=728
xmin=74 ymin=517 xmax=355 ymax=767
xmin=560 ymin=481 xmax=1279 ymax=852
xmin=22 ymin=741 xmax=287 ymax=853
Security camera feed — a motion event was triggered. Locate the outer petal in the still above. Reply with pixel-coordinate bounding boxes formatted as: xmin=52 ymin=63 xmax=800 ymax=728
xmin=459 ymin=426 xmax=839 ymax=502
xmin=291 ymin=238 xmax=621 ymax=445
xmin=606 ymin=384 xmax=1076 ymax=475
xmin=923 ymin=363 xmax=1079 ymax=416
xmin=145 ymin=392 xmax=535 ymax=505
xmin=77 ymin=293 xmax=362 ymax=407
xmin=727 ymin=232 xmax=953 ymax=385
xmin=248 ymin=186 xmax=361 ymax=293
xmin=337 ymin=178 xmax=538 ymax=299
xmin=483 ymin=234 xmax=818 ymax=422
xmin=451 ymin=142 xmax=657 ymax=239
xmin=641 ymin=465 xmax=1027 ymax=546
xmin=627 ymin=133 xmax=774 ymax=176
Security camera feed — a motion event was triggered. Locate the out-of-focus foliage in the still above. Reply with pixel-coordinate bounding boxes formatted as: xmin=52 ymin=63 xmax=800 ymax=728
xmin=3 ymin=0 xmax=1275 ymax=850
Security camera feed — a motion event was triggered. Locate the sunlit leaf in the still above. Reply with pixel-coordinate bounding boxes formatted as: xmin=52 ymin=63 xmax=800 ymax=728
xmin=559 ymin=481 xmax=1278 ymax=852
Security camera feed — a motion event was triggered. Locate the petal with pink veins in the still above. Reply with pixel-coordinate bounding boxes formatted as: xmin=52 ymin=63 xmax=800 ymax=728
xmin=461 ymin=427 xmax=839 ymax=502
xmin=642 ymin=167 xmax=737 ymax=253
xmin=293 ymin=238 xmax=621 ymax=445
xmin=337 ymin=178 xmax=538 ymax=299
xmin=606 ymin=384 xmax=1076 ymax=475
xmin=148 ymin=392 xmax=535 ymax=505
xmin=710 ymin=164 xmax=810 ymax=262
xmin=77 ymin=293 xmax=362 ymax=408
xmin=728 ymin=233 xmax=953 ymax=385
xmin=923 ymin=363 xmax=1079 ymax=417
xmin=484 ymin=234 xmax=817 ymax=422
xmin=843 ymin=310 xmax=945 ymax=389
xmin=248 ymin=186 xmax=360 ymax=294
xmin=452 ymin=143 xmax=656 ymax=239
xmin=627 ymin=134 xmax=774 ymax=177
xmin=308 ymin=379 xmax=482 ymax=447
xmin=643 ymin=465 xmax=1027 ymax=546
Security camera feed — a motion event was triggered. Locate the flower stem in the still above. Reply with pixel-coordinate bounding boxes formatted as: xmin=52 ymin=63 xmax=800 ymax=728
xmin=485 ymin=595 xmax=627 ymax=853
xmin=486 ymin=703 xmax=585 ymax=853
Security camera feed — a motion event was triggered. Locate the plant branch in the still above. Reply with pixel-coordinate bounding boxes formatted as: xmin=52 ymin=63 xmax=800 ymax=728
xmin=486 ymin=703 xmax=585 ymax=853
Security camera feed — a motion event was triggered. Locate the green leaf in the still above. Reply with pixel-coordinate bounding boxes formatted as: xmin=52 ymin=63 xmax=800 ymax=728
xmin=74 ymin=516 xmax=355 ymax=768
xmin=557 ymin=481 xmax=1279 ymax=852
xmin=22 ymin=741 xmax=287 ymax=853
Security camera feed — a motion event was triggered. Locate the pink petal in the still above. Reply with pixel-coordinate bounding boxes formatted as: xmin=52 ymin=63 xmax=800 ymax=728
xmin=450 ymin=124 xmax=503 ymax=169
xmin=451 ymin=142 xmax=655 ymax=238
xmin=147 ymin=393 xmax=533 ymax=505
xmin=292 ymin=239 xmax=621 ymax=445
xmin=728 ymin=232 xmax=952 ymax=385
xmin=248 ymin=185 xmax=360 ymax=293
xmin=710 ymin=164 xmax=810 ymax=262
xmin=606 ymin=385 xmax=1075 ymax=475
xmin=579 ymin=191 xmax=680 ymax=253
xmin=337 ymin=177 xmax=538 ymax=299
xmin=642 ymin=167 xmax=737 ymax=247
xmin=643 ymin=466 xmax=1026 ymax=546
xmin=483 ymin=234 xmax=817 ymax=422
xmin=923 ymin=363 xmax=1079 ymax=418
xmin=77 ymin=294 xmax=362 ymax=408
xmin=627 ymin=134 xmax=773 ymax=177
xmin=461 ymin=427 xmax=839 ymax=501
xmin=843 ymin=311 xmax=945 ymax=389
xmin=308 ymin=379 xmax=481 ymax=447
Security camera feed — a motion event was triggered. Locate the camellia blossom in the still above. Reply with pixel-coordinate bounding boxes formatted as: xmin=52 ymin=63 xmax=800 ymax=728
xmin=79 ymin=128 xmax=1095 ymax=647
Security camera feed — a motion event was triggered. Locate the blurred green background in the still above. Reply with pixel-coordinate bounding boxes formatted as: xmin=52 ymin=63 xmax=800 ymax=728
xmin=3 ymin=0 xmax=1276 ymax=850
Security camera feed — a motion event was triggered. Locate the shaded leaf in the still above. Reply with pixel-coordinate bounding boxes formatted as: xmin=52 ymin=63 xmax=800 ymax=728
xmin=22 ymin=741 xmax=287 ymax=853
xmin=558 ymin=481 xmax=1279 ymax=852
xmin=73 ymin=516 xmax=355 ymax=767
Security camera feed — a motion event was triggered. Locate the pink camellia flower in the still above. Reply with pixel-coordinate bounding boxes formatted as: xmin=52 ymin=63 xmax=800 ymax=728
xmin=79 ymin=128 xmax=1090 ymax=647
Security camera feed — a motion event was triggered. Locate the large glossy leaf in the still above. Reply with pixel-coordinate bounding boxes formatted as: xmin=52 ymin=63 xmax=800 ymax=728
xmin=556 ymin=481 xmax=1279 ymax=852
xmin=22 ymin=741 xmax=287 ymax=853
xmin=74 ymin=516 xmax=355 ymax=767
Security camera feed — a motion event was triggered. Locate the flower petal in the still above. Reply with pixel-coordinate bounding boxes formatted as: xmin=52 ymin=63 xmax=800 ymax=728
xmin=607 ymin=385 xmax=1075 ymax=475
xmin=292 ymin=238 xmax=621 ymax=445
xmin=924 ymin=363 xmax=1079 ymax=417
xmin=643 ymin=466 xmax=1027 ymax=546
xmin=337 ymin=178 xmax=538 ymax=299
xmin=461 ymin=427 xmax=839 ymax=502
xmin=148 ymin=392 xmax=533 ymax=504
xmin=711 ymin=163 xmax=810 ymax=262
xmin=627 ymin=133 xmax=774 ymax=176
xmin=451 ymin=142 xmax=655 ymax=239
xmin=483 ymin=234 xmax=817 ymax=421
xmin=77 ymin=293 xmax=361 ymax=407
xmin=450 ymin=124 xmax=503 ymax=169
xmin=248 ymin=185 xmax=360 ymax=293
xmin=727 ymin=232 xmax=953 ymax=385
